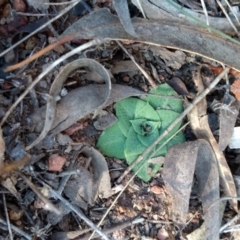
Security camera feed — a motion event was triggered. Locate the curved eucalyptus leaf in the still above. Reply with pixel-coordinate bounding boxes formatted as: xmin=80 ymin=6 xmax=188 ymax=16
xmin=97 ymin=83 xmax=185 ymax=182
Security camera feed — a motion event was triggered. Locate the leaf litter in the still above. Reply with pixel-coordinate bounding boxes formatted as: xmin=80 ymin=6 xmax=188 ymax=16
xmin=0 ymin=0 xmax=240 ymax=239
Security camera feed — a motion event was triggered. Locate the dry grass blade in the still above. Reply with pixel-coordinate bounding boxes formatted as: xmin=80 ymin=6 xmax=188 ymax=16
xmin=216 ymin=0 xmax=238 ymax=34
xmin=223 ymin=0 xmax=240 ymax=26
xmin=35 ymin=177 xmax=110 ymax=240
xmin=116 ymin=40 xmax=157 ymax=88
xmin=2 ymin=193 xmax=13 ymax=240
xmin=200 ymin=0 xmax=209 ymax=26
xmin=19 ymin=172 xmax=61 ymax=215
xmin=0 ymin=217 xmax=32 ymax=240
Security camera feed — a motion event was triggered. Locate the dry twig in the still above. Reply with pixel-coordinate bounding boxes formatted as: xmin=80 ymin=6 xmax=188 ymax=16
xmin=2 ymin=193 xmax=13 ymax=240
xmin=35 ymin=177 xmax=110 ymax=240
xmin=116 ymin=40 xmax=157 ymax=88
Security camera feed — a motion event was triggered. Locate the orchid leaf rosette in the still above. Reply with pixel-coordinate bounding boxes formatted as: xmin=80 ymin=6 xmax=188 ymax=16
xmin=97 ymin=83 xmax=185 ymax=182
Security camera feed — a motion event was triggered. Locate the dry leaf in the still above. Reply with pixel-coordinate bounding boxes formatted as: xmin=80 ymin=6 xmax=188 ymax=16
xmin=113 ymin=0 xmax=137 ymax=37
xmin=29 ymin=84 xmax=145 ymax=135
xmin=163 ymin=139 xmax=220 ymax=239
xmin=27 ymin=58 xmax=112 ymax=150
xmin=63 ymin=146 xmax=112 ymax=209
xmin=188 ymin=67 xmax=238 ymax=211
xmin=131 ymin=0 xmax=237 ymax=33
xmin=231 ymin=79 xmax=240 ymax=101
xmin=61 ymin=8 xmax=240 ymax=70
xmin=1 ymin=177 xmax=20 ymax=199
xmin=218 ymin=95 xmax=239 ymax=151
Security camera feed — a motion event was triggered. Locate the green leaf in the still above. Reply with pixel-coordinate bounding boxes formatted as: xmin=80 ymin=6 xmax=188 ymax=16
xmin=124 ymin=126 xmax=146 ymax=157
xmin=116 ymin=98 xmax=160 ymax=136
xmin=137 ymin=129 xmax=159 ymax=147
xmin=145 ymin=83 xmax=183 ymax=112
xmin=130 ymin=119 xmax=161 ymax=136
xmin=157 ymin=109 xmax=182 ymax=133
xmin=97 ymin=122 xmax=126 ymax=159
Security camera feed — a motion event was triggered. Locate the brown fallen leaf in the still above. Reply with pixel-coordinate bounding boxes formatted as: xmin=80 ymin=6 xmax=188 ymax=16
xmin=29 ymin=84 xmax=145 ymax=136
xmin=26 ymin=58 xmax=112 ymax=150
xmin=218 ymin=94 xmax=239 ymax=151
xmin=188 ymin=67 xmax=238 ymax=211
xmin=48 ymin=146 xmax=111 ymax=222
xmin=163 ymin=139 xmax=220 ymax=239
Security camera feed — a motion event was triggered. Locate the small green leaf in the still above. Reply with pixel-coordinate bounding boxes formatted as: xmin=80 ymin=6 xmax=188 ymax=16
xmin=117 ymin=98 xmax=160 ymax=136
xmin=97 ymin=122 xmax=126 ymax=159
xmin=145 ymin=83 xmax=183 ymax=112
xmin=130 ymin=119 xmax=161 ymax=136
xmin=124 ymin=126 xmax=146 ymax=157
xmin=157 ymin=109 xmax=182 ymax=132
xmin=137 ymin=129 xmax=159 ymax=147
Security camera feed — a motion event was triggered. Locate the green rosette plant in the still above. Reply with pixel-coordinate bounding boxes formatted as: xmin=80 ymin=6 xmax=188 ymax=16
xmin=97 ymin=83 xmax=185 ymax=182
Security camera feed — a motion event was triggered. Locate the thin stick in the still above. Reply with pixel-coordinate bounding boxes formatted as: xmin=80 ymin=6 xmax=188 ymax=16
xmin=116 ymin=40 xmax=157 ymax=88
xmin=117 ymin=67 xmax=230 ymax=183
xmin=2 ymin=193 xmax=13 ymax=240
xmin=0 ymin=216 xmax=32 ymax=240
xmin=136 ymin=0 xmax=146 ymax=18
xmin=0 ymin=0 xmax=81 ymax=58
xmin=35 ymin=177 xmax=110 ymax=240
xmin=224 ymin=0 xmax=240 ymax=26
xmin=200 ymin=0 xmax=209 ymax=27
xmin=0 ymin=39 xmax=102 ymax=127
xmin=216 ymin=0 xmax=238 ymax=34
xmin=19 ymin=172 xmax=61 ymax=215
xmin=78 ymin=218 xmax=144 ymax=240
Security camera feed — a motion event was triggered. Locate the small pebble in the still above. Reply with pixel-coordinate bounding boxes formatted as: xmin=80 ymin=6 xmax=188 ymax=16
xmin=122 ymin=75 xmax=130 ymax=82
xmin=150 ymin=186 xmax=164 ymax=195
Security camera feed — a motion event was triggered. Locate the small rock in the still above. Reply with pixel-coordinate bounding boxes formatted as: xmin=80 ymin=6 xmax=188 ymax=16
xmin=122 ymin=75 xmax=130 ymax=82
xmin=48 ymin=154 xmax=66 ymax=171
xmin=110 ymin=170 xmax=121 ymax=180
xmin=4 ymin=49 xmax=15 ymax=63
xmin=150 ymin=186 xmax=164 ymax=195
xmin=56 ymin=133 xmax=73 ymax=145
xmin=38 ymin=80 xmax=48 ymax=89
xmin=13 ymin=0 xmax=26 ymax=12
